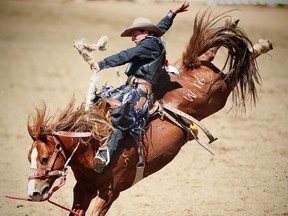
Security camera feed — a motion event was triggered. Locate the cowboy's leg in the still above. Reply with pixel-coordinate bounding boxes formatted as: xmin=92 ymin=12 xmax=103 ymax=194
xmin=133 ymin=88 xmax=149 ymax=115
xmin=94 ymin=84 xmax=150 ymax=173
xmin=94 ymin=131 xmax=128 ymax=173
xmin=112 ymin=84 xmax=133 ymax=102
xmin=132 ymin=82 xmax=151 ymax=118
xmin=94 ymin=96 xmax=135 ymax=173
xmin=106 ymin=129 xmax=126 ymax=156
xmin=104 ymin=85 xmax=150 ymax=163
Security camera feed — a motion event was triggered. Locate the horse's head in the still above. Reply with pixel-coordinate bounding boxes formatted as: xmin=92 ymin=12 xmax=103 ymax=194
xmin=27 ymin=130 xmax=67 ymax=201
xmin=26 ymin=101 xmax=112 ymax=201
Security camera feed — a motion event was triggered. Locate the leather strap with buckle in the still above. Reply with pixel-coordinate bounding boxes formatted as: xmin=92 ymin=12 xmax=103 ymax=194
xmin=126 ymin=76 xmax=136 ymax=85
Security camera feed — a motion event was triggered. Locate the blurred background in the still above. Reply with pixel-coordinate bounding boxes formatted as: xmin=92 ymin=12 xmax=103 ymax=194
xmin=0 ymin=0 xmax=287 ymax=215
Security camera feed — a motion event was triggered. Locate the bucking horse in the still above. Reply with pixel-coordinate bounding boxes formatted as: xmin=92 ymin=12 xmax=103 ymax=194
xmin=14 ymin=7 xmax=272 ymax=216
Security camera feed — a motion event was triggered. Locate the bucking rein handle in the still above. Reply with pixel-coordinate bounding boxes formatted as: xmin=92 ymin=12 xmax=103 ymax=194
xmin=73 ymin=36 xmax=109 ymax=107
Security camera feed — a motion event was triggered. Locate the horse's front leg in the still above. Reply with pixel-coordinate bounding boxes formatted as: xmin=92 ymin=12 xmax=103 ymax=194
xmin=90 ymin=186 xmax=120 ymax=216
xmin=69 ymin=181 xmax=97 ymax=216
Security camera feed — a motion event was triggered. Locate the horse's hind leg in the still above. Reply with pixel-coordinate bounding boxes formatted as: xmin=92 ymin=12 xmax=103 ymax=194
xmin=225 ymin=17 xmax=240 ymax=28
xmin=200 ymin=38 xmax=273 ymax=62
xmin=199 ymin=46 xmax=220 ymax=62
xmin=250 ymin=39 xmax=273 ymax=59
xmin=198 ymin=17 xmax=240 ymax=62
xmin=90 ymin=189 xmax=120 ymax=216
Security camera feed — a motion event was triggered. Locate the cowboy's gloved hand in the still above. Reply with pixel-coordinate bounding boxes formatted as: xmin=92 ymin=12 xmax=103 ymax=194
xmin=173 ymin=2 xmax=189 ymax=14
xmin=90 ymin=62 xmax=100 ymax=72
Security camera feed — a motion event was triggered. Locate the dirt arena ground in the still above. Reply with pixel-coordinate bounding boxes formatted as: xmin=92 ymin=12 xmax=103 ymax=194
xmin=0 ymin=0 xmax=287 ymax=215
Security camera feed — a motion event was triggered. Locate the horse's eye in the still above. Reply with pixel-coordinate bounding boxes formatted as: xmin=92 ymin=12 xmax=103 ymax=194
xmin=41 ymin=157 xmax=49 ymax=165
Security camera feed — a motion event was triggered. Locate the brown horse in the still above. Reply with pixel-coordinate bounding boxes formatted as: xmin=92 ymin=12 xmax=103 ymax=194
xmin=26 ymin=9 xmax=272 ymax=216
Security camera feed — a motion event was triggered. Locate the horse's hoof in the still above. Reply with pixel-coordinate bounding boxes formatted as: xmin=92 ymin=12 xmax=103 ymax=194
xmin=225 ymin=17 xmax=240 ymax=28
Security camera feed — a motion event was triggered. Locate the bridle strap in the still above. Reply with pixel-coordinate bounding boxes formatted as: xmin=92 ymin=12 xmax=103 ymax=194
xmin=53 ymin=131 xmax=92 ymax=138
xmin=28 ymin=168 xmax=67 ymax=179
xmin=28 ymin=131 xmax=91 ymax=179
xmin=7 ymin=131 xmax=92 ymax=216
xmin=28 ymin=136 xmax=66 ymax=179
xmin=6 ymin=175 xmax=80 ymax=216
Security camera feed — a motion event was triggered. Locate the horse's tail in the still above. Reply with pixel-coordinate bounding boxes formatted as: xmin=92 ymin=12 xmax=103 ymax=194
xmin=182 ymin=8 xmax=260 ymax=111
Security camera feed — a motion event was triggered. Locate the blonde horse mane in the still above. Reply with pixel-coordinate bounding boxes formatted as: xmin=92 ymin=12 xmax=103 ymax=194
xmin=27 ymin=99 xmax=113 ymax=142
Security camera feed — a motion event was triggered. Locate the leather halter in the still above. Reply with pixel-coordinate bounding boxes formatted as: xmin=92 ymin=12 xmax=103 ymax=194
xmin=28 ymin=134 xmax=67 ymax=179
xmin=28 ymin=131 xmax=92 ymax=179
xmin=7 ymin=131 xmax=92 ymax=216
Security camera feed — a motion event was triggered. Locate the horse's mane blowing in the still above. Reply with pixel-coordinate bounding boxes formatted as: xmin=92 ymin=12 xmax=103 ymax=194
xmin=27 ymin=99 xmax=113 ymax=142
xmin=182 ymin=7 xmax=260 ymax=111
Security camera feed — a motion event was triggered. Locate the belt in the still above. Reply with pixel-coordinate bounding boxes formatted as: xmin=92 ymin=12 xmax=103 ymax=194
xmin=135 ymin=78 xmax=151 ymax=86
xmin=126 ymin=76 xmax=152 ymax=87
xmin=126 ymin=75 xmax=136 ymax=85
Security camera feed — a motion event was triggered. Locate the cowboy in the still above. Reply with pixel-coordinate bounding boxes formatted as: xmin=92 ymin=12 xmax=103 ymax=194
xmin=91 ymin=2 xmax=189 ymax=173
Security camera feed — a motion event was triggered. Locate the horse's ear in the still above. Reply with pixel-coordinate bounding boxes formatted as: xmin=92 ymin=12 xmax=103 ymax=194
xmin=27 ymin=124 xmax=36 ymax=141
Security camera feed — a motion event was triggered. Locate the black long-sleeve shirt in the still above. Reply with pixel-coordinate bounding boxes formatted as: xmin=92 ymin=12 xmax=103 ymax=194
xmin=97 ymin=11 xmax=176 ymax=79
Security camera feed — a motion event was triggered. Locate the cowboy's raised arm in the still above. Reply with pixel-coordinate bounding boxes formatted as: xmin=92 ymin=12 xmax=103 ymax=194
xmin=172 ymin=2 xmax=189 ymax=15
xmin=157 ymin=2 xmax=189 ymax=35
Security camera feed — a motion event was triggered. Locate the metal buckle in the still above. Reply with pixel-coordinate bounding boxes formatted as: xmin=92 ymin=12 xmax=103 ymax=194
xmin=126 ymin=76 xmax=136 ymax=85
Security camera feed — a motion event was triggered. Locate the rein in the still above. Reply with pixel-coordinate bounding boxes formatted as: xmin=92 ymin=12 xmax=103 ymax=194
xmin=7 ymin=131 xmax=92 ymax=216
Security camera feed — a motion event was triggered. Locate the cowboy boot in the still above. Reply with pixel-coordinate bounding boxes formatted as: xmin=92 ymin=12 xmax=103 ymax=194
xmin=93 ymin=145 xmax=110 ymax=173
xmin=94 ymin=128 xmax=126 ymax=173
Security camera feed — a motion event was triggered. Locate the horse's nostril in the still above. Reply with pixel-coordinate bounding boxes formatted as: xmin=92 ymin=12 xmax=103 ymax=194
xmin=42 ymin=186 xmax=50 ymax=195
xmin=32 ymin=191 xmax=41 ymax=197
